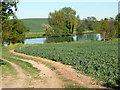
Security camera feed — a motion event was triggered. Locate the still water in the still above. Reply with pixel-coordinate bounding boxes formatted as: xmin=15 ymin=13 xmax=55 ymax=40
xmin=24 ymin=33 xmax=102 ymax=44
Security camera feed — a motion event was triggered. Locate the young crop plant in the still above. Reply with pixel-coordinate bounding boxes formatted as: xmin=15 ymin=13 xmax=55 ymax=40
xmin=15 ymin=41 xmax=118 ymax=88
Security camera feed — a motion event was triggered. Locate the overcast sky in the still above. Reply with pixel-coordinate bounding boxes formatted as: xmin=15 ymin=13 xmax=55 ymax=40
xmin=15 ymin=0 xmax=119 ymax=20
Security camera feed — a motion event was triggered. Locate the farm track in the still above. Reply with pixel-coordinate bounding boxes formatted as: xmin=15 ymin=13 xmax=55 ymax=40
xmin=9 ymin=49 xmax=107 ymax=89
xmin=2 ymin=59 xmax=28 ymax=88
xmin=11 ymin=57 xmax=63 ymax=88
xmin=2 ymin=55 xmax=63 ymax=88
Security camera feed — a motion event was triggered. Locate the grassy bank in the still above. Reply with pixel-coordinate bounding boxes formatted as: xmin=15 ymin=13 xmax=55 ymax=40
xmin=25 ymin=32 xmax=46 ymax=38
xmin=2 ymin=60 xmax=17 ymax=79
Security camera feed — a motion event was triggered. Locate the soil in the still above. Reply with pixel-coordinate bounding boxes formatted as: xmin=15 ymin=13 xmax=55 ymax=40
xmin=4 ymin=49 xmax=107 ymax=88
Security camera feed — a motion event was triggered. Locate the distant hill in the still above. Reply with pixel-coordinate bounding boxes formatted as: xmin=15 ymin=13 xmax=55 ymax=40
xmin=21 ymin=18 xmax=49 ymax=32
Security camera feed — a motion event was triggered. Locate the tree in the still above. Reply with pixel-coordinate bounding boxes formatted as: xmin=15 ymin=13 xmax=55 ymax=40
xmin=76 ymin=16 xmax=85 ymax=34
xmin=107 ymin=18 xmax=116 ymax=40
xmin=1 ymin=0 xmax=19 ymax=21
xmin=83 ymin=17 xmax=97 ymax=32
xmin=42 ymin=24 xmax=54 ymax=36
xmin=1 ymin=0 xmax=29 ymax=44
xmin=48 ymin=10 xmax=68 ymax=36
xmin=76 ymin=22 xmax=85 ymax=34
xmin=76 ymin=16 xmax=98 ymax=34
xmin=48 ymin=7 xmax=77 ymax=36
xmin=99 ymin=19 xmax=109 ymax=41
xmin=115 ymin=13 xmax=120 ymax=38
xmin=2 ymin=19 xmax=29 ymax=44
xmin=98 ymin=18 xmax=116 ymax=41
xmin=62 ymin=7 xmax=77 ymax=34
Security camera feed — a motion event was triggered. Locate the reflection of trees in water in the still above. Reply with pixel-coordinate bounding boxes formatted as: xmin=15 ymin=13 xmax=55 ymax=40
xmin=45 ymin=36 xmax=73 ymax=43
xmin=76 ymin=34 xmax=84 ymax=41
xmin=76 ymin=34 xmax=101 ymax=41
xmin=45 ymin=34 xmax=101 ymax=43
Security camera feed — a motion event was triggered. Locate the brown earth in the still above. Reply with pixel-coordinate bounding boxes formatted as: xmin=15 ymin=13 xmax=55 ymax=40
xmin=2 ymin=59 xmax=28 ymax=88
xmin=6 ymin=49 xmax=107 ymax=89
xmin=2 ymin=58 xmax=63 ymax=88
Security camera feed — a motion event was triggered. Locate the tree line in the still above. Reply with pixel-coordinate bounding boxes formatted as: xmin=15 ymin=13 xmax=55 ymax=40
xmin=42 ymin=7 xmax=120 ymax=41
xmin=1 ymin=2 xmax=119 ymax=44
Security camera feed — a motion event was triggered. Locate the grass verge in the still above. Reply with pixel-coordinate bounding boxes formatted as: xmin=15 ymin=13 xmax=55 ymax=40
xmin=1 ymin=60 xmax=17 ymax=79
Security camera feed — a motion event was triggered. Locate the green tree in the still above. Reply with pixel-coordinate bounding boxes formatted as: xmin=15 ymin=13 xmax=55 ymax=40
xmin=76 ymin=16 xmax=86 ymax=34
xmin=98 ymin=18 xmax=116 ymax=41
xmin=1 ymin=0 xmax=29 ymax=44
xmin=48 ymin=7 xmax=77 ymax=36
xmin=107 ymin=18 xmax=116 ymax=40
xmin=62 ymin=7 xmax=77 ymax=34
xmin=115 ymin=13 xmax=120 ymax=38
xmin=1 ymin=0 xmax=19 ymax=21
xmin=83 ymin=17 xmax=97 ymax=32
xmin=2 ymin=19 xmax=29 ymax=44
xmin=99 ymin=18 xmax=109 ymax=41
xmin=48 ymin=10 xmax=68 ymax=36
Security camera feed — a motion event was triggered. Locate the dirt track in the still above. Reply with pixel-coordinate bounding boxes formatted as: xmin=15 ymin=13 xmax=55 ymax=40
xmin=3 ymin=49 xmax=106 ymax=88
xmin=2 ymin=59 xmax=28 ymax=88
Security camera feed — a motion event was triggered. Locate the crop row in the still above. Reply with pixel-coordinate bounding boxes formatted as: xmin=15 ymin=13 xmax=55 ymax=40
xmin=15 ymin=41 xmax=118 ymax=87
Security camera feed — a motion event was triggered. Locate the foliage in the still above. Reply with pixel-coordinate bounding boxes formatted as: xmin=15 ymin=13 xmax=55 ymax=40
xmin=107 ymin=18 xmax=116 ymax=40
xmin=15 ymin=41 xmax=118 ymax=88
xmin=76 ymin=17 xmax=98 ymax=34
xmin=42 ymin=24 xmax=54 ymax=36
xmin=25 ymin=32 xmax=46 ymax=38
xmin=48 ymin=7 xmax=77 ymax=36
xmin=76 ymin=21 xmax=85 ymax=34
xmin=115 ymin=13 xmax=120 ymax=38
xmin=1 ymin=1 xmax=30 ymax=44
xmin=98 ymin=18 xmax=116 ymax=40
xmin=83 ymin=17 xmax=97 ymax=31
xmin=1 ymin=0 xmax=19 ymax=21
xmin=2 ymin=19 xmax=29 ymax=44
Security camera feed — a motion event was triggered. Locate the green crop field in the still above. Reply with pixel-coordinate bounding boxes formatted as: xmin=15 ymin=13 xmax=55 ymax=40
xmin=15 ymin=40 xmax=118 ymax=88
xmin=21 ymin=18 xmax=49 ymax=32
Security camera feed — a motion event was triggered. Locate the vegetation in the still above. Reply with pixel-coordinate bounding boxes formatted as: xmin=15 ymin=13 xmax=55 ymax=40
xmin=115 ymin=13 xmax=120 ymax=38
xmin=41 ymin=7 xmax=118 ymax=40
xmin=25 ymin=32 xmax=46 ymax=38
xmin=48 ymin=7 xmax=78 ymax=36
xmin=15 ymin=40 xmax=118 ymax=88
xmin=21 ymin=18 xmax=49 ymax=32
xmin=2 ymin=60 xmax=17 ymax=78
xmin=60 ymin=77 xmax=85 ymax=88
xmin=1 ymin=0 xmax=18 ymax=21
xmin=42 ymin=24 xmax=54 ymax=36
xmin=77 ymin=17 xmax=97 ymax=34
xmin=2 ymin=19 xmax=29 ymax=44
xmin=1 ymin=1 xmax=119 ymax=89
xmin=2 ymin=44 xmax=42 ymax=78
xmin=97 ymin=18 xmax=116 ymax=41
xmin=1 ymin=1 xmax=29 ymax=44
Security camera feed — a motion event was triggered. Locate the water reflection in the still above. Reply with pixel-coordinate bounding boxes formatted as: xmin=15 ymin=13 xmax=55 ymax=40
xmin=45 ymin=36 xmax=73 ymax=43
xmin=73 ymin=33 xmax=101 ymax=41
xmin=24 ymin=33 xmax=102 ymax=44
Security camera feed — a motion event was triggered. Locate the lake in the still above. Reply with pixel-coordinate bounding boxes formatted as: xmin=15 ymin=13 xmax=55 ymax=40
xmin=24 ymin=33 xmax=102 ymax=44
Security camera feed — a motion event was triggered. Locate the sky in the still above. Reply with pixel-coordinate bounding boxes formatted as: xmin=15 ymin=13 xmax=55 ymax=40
xmin=15 ymin=0 xmax=119 ymax=20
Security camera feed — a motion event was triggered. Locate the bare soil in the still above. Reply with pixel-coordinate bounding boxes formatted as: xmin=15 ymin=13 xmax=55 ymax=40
xmin=2 ymin=59 xmax=28 ymax=88
xmin=7 ymin=49 xmax=107 ymax=88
